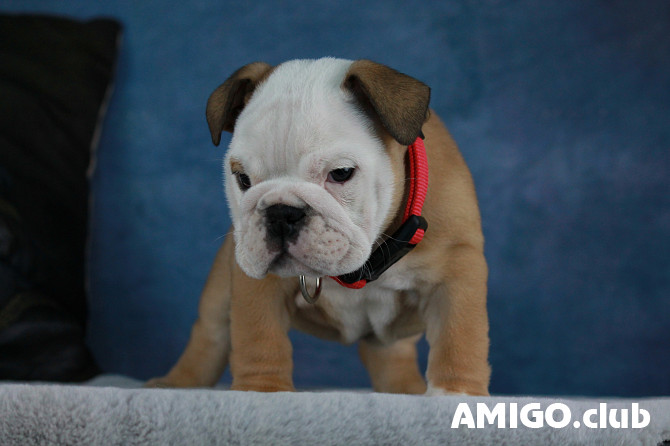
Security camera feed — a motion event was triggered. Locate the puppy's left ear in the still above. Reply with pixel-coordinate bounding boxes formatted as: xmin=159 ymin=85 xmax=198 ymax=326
xmin=343 ymin=60 xmax=430 ymax=146
xmin=206 ymin=62 xmax=274 ymax=146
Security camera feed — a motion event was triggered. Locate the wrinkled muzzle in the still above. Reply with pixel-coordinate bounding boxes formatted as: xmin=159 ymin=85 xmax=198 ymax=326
xmin=231 ymin=180 xmax=372 ymax=279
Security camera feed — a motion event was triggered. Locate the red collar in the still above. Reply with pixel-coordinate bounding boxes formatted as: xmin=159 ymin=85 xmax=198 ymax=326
xmin=331 ymin=136 xmax=429 ymax=289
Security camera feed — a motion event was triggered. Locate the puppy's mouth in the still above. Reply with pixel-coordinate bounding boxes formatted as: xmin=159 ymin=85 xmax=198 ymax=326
xmin=262 ymin=211 xmax=325 ymax=277
xmin=234 ymin=200 xmax=372 ymax=281
xmin=267 ymin=248 xmax=328 ymax=278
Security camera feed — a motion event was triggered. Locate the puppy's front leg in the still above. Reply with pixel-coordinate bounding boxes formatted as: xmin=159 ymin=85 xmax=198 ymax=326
xmin=359 ymin=334 xmax=427 ymax=394
xmin=423 ymin=244 xmax=491 ymax=396
xmin=229 ymin=267 xmax=296 ymax=392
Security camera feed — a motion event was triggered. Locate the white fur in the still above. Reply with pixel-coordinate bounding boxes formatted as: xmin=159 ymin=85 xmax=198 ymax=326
xmin=293 ymin=265 xmax=423 ymax=345
xmin=225 ymin=58 xmax=396 ymax=279
xmin=294 ymin=279 xmax=404 ymax=344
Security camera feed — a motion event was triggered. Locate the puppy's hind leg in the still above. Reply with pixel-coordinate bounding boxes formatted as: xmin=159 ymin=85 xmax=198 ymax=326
xmin=359 ymin=334 xmax=427 ymax=394
xmin=146 ymin=235 xmax=234 ymax=388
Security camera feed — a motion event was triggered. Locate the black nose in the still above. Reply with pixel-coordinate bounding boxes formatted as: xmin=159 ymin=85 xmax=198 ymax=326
xmin=265 ymin=204 xmax=307 ymax=241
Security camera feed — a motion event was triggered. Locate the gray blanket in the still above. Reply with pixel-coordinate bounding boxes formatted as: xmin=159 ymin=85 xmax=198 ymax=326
xmin=1 ymin=376 xmax=669 ymax=445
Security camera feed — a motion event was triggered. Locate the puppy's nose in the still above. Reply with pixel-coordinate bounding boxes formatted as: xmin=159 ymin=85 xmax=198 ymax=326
xmin=265 ymin=204 xmax=306 ymax=241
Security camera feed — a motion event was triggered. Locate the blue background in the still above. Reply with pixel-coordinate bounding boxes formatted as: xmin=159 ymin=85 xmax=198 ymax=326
xmin=3 ymin=0 xmax=668 ymax=397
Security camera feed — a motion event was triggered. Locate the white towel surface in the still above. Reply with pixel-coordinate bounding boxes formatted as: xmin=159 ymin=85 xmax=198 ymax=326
xmin=1 ymin=375 xmax=668 ymax=445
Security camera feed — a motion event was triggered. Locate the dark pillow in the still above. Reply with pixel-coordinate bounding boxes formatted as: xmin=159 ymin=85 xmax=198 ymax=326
xmin=0 ymin=14 xmax=122 ymax=381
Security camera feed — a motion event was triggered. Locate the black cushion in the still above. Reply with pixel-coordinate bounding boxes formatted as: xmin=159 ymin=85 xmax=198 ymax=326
xmin=0 ymin=14 xmax=122 ymax=381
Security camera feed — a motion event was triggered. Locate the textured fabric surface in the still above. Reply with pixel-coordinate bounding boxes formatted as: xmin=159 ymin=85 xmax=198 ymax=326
xmin=2 ymin=1 xmax=668 ymax=396
xmin=0 ymin=14 xmax=121 ymax=381
xmin=0 ymin=377 xmax=669 ymax=445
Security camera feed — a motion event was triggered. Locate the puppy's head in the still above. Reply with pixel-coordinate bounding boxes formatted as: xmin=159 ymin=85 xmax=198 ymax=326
xmin=206 ymin=58 xmax=430 ymax=279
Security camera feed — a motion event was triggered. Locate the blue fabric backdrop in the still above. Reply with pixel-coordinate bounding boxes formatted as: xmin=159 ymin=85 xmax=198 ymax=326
xmin=4 ymin=0 xmax=668 ymax=396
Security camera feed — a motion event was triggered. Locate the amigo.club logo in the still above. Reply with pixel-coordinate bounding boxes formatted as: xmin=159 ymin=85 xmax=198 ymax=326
xmin=451 ymin=402 xmax=651 ymax=429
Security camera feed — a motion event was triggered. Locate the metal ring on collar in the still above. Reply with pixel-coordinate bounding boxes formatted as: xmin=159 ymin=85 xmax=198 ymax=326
xmin=299 ymin=275 xmax=322 ymax=304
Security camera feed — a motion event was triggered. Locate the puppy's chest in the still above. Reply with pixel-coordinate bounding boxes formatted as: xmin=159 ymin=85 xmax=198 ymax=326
xmin=293 ymin=278 xmax=419 ymax=344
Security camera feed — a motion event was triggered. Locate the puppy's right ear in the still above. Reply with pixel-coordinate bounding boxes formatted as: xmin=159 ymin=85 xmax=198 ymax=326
xmin=206 ymin=62 xmax=274 ymax=146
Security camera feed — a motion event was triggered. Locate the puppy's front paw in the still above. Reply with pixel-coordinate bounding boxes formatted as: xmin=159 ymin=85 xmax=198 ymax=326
xmin=425 ymin=381 xmax=489 ymax=397
xmin=231 ymin=379 xmax=295 ymax=392
xmin=425 ymin=385 xmax=457 ymax=397
xmin=144 ymin=373 xmax=207 ymax=389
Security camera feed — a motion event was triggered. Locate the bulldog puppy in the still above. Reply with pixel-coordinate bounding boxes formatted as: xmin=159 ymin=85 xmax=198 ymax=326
xmin=147 ymin=58 xmax=490 ymax=395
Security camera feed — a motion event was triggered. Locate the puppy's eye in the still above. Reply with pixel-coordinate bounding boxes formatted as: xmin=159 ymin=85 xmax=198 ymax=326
xmin=327 ymin=167 xmax=355 ymax=184
xmin=234 ymin=172 xmax=252 ymax=191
